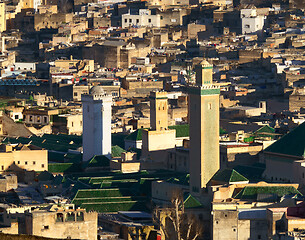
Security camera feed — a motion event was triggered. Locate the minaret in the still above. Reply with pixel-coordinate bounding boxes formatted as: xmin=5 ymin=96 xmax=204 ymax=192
xmin=142 ymin=91 xmax=176 ymax=163
xmin=82 ymin=86 xmax=112 ymax=161
xmin=188 ymin=60 xmax=220 ymax=195
xmin=150 ymin=91 xmax=168 ymax=131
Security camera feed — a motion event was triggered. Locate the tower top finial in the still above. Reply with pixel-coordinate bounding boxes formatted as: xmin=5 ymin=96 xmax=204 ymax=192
xmin=200 ymin=60 xmax=212 ymax=68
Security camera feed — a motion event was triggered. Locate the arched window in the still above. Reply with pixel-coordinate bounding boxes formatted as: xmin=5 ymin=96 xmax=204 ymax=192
xmin=76 ymin=212 xmax=84 ymax=221
xmin=56 ymin=213 xmax=64 ymax=222
xmin=65 ymin=212 xmax=75 ymax=222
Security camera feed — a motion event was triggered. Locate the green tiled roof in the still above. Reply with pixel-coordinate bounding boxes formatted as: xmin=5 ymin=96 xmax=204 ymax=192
xmin=168 ymin=124 xmax=189 ymax=138
xmin=82 ymin=155 xmax=110 ymax=169
xmin=234 ymin=186 xmax=302 ymax=200
xmin=233 ymin=165 xmax=265 ymax=182
xmin=220 ymin=127 xmax=227 ymax=135
xmin=183 ymin=193 xmax=202 ymax=209
xmin=48 ymin=163 xmax=82 ymax=173
xmin=254 ymin=125 xmax=275 ymax=135
xmin=125 ymin=129 xmax=146 ymax=141
xmin=212 ymin=169 xmax=249 ymax=183
xmin=167 ymin=174 xmax=189 ymax=186
xmin=265 ymin=122 xmax=305 ymax=157
xmin=72 ymin=196 xmax=146 ymax=206
xmin=80 ymin=201 xmax=148 ymax=213
xmin=112 ymin=145 xmax=126 ymax=158
xmin=2 ymin=134 xmax=82 ymax=152
xmin=74 ymin=189 xmax=133 ymax=198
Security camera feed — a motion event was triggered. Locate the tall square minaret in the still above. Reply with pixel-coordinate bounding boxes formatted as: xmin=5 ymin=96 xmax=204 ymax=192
xmin=142 ymin=91 xmax=176 ymax=164
xmin=188 ymin=60 xmax=220 ymax=195
xmin=82 ymin=86 xmax=112 ymax=161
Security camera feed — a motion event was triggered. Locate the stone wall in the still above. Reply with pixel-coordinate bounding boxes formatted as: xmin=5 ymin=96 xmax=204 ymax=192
xmin=0 ymin=233 xmax=66 ymax=240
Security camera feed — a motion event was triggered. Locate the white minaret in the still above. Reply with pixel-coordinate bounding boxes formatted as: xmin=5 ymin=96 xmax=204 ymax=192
xmin=82 ymin=86 xmax=112 ymax=161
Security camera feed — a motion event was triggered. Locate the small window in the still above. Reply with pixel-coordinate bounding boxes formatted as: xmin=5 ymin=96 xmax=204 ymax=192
xmin=148 ymin=19 xmax=151 ymax=23
xmin=129 ymin=19 xmax=132 ymax=23
xmin=42 ymin=164 xmax=45 ymax=168
xmin=76 ymin=212 xmax=84 ymax=221
xmin=56 ymin=213 xmax=64 ymax=222
xmin=125 ymin=19 xmax=127 ymax=23
xmin=65 ymin=212 xmax=75 ymax=222
xmin=74 ymin=92 xmax=78 ymax=96
xmin=71 ymin=122 xmax=74 ymax=127
xmin=17 ymin=161 xmax=20 ymax=164
xmin=14 ymin=115 xmax=19 ymax=120
xmin=44 ymin=116 xmax=48 ymax=123
xmin=25 ymin=161 xmax=28 ymax=165
xmin=1 ymin=166 xmax=3 ymax=170
xmin=208 ymin=103 xmax=212 ymax=109
xmin=33 ymin=161 xmax=36 ymax=165
xmin=136 ymin=19 xmax=139 ymax=23
xmin=44 ymin=225 xmax=49 ymax=229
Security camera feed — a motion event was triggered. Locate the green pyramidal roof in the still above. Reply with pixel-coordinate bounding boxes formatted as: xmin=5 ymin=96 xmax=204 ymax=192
xmin=82 ymin=155 xmax=110 ymax=169
xmin=183 ymin=193 xmax=202 ymax=209
xmin=212 ymin=169 xmax=249 ymax=183
xmin=111 ymin=145 xmax=126 ymax=158
xmin=254 ymin=125 xmax=275 ymax=135
xmin=265 ymin=122 xmax=305 ymax=157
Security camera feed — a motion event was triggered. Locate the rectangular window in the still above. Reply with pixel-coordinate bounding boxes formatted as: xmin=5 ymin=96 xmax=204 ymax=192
xmin=1 ymin=166 xmax=3 ymax=170
xmin=136 ymin=19 xmax=139 ymax=23
xmin=15 ymin=115 xmax=19 ymax=120
xmin=44 ymin=225 xmax=49 ymax=230
xmin=129 ymin=19 xmax=132 ymax=23
xmin=25 ymin=161 xmax=28 ymax=165
xmin=42 ymin=164 xmax=45 ymax=168
xmin=148 ymin=19 xmax=151 ymax=23
xmin=33 ymin=161 xmax=36 ymax=165
xmin=125 ymin=19 xmax=127 ymax=23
